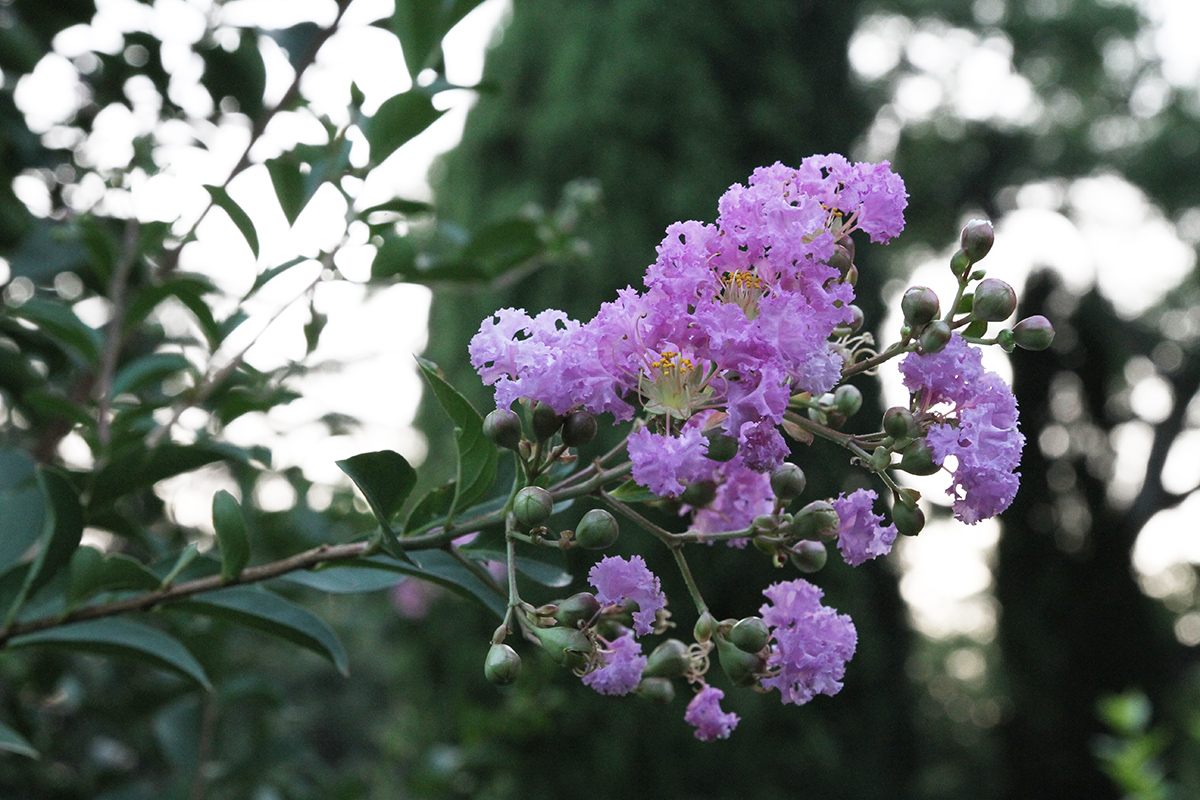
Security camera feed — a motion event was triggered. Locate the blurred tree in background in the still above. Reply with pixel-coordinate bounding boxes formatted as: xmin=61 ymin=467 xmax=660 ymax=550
xmin=0 ymin=0 xmax=1198 ymax=798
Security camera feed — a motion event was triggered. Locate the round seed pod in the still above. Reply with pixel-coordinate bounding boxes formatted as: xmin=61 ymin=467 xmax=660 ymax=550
xmin=483 ymin=408 xmax=523 ymax=450
xmin=899 ymin=438 xmax=941 ymax=476
xmin=484 ymin=643 xmax=521 ymax=686
xmin=717 ymin=636 xmax=765 ymax=687
xmin=769 ymin=463 xmax=807 ymax=501
xmin=892 ymin=498 xmax=926 ymax=537
xmin=643 ymin=639 xmax=690 ymax=679
xmin=971 ymin=278 xmax=1017 ymax=322
xmin=919 ymin=320 xmax=952 ymax=354
xmin=530 ymin=401 xmax=563 ymax=441
xmin=789 ymin=539 xmax=828 ymax=573
xmin=703 ymin=430 xmax=739 ymax=462
xmin=680 ymin=479 xmax=718 ymax=508
xmin=513 ymin=486 xmax=553 ymax=528
xmin=728 ymin=617 xmax=770 ymax=654
xmin=635 ymin=677 xmax=676 ymax=704
xmin=883 ymin=406 xmax=917 ymax=439
xmin=901 ymin=286 xmax=940 ymax=327
xmin=1012 ymin=315 xmax=1056 ymax=350
xmin=960 ymin=219 xmax=995 ymax=262
xmin=561 ymin=409 xmax=598 ymax=447
xmin=790 ymin=500 xmax=839 ymax=540
xmin=532 ymin=625 xmax=593 ymax=671
xmin=833 ymin=384 xmax=863 ymax=417
xmin=553 ymin=592 xmax=601 ymax=629
xmin=574 ymin=508 xmax=619 ymax=550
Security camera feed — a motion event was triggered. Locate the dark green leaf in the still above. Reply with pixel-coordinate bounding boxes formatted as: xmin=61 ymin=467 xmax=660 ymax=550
xmin=265 ymin=22 xmax=321 ymax=74
xmin=0 ymin=449 xmax=44 ymax=574
xmin=203 ymin=185 xmax=260 ymax=259
xmin=365 ymin=91 xmax=444 ymax=165
xmin=23 ymin=391 xmax=92 ymax=428
xmin=402 ymin=482 xmax=455 ymax=534
xmin=212 ymin=491 xmax=250 ymax=582
xmin=361 ymin=198 xmax=435 ymax=217
xmin=158 ymin=542 xmax=203 ymax=587
xmin=416 ymin=358 xmax=498 ymax=522
xmin=336 ymin=450 xmax=418 ymax=536
xmin=24 ymin=468 xmax=84 ymax=600
xmin=303 ymin=302 xmax=326 ymax=355
xmin=67 ymin=546 xmax=161 ymax=606
xmin=606 ymin=480 xmax=659 ymax=504
xmin=389 ymin=0 xmax=486 ymax=79
xmin=455 ymin=218 xmax=543 ymax=278
xmin=89 ymin=441 xmax=250 ymax=508
xmin=166 ymin=586 xmax=348 ymax=675
xmin=277 ymin=566 xmax=405 ymax=594
xmin=6 ymin=297 xmax=102 ymax=364
xmin=265 ymin=154 xmax=314 ymax=226
xmin=123 ymin=274 xmax=221 ymax=346
xmin=0 ymin=721 xmax=38 ymax=759
xmin=242 ymin=255 xmax=310 ymax=302
xmin=8 ymin=618 xmax=211 ymax=689
xmin=362 ymin=552 xmax=505 ymax=618
xmin=110 ymin=353 xmax=195 ymax=397
xmin=199 ymin=29 xmax=265 ymax=118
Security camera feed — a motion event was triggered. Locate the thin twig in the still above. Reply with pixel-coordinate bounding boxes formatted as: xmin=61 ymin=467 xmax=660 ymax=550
xmin=95 ymin=219 xmax=142 ymax=447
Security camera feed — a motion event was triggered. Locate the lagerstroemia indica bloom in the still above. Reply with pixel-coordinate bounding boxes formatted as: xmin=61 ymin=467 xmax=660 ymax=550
xmin=899 ymin=334 xmax=1025 ymax=523
xmin=832 ymin=489 xmax=898 ymax=566
xmin=589 ymin=555 xmax=667 ymax=637
xmin=582 ymin=629 xmax=647 ymax=696
xmin=685 ymin=685 xmax=740 ymax=741
xmin=760 ymin=579 xmax=857 ymax=706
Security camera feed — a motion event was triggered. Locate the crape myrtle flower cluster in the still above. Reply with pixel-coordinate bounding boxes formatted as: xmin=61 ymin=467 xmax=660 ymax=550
xmin=471 ymin=155 xmax=1053 ymax=741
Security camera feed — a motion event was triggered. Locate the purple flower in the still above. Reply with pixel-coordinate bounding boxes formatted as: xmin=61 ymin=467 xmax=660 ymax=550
xmin=588 ymin=555 xmax=667 ymax=637
xmin=582 ymin=629 xmax=647 ymax=696
xmin=627 ymin=425 xmax=710 ymax=498
xmin=685 ymin=685 xmax=740 ymax=741
xmin=925 ymin=372 xmax=1024 ymax=523
xmin=759 ymin=579 xmax=857 ymax=706
xmin=898 ymin=333 xmax=986 ymax=407
xmin=687 ymin=455 xmax=775 ymax=545
xmin=832 ymin=489 xmax=898 ymax=566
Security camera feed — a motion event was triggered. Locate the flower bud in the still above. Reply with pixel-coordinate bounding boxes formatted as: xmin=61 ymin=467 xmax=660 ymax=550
xmin=845 ymin=304 xmax=865 ymax=333
xmin=901 ymin=286 xmax=940 ymax=328
xmin=483 ymin=409 xmax=523 ymax=450
xmin=883 ymin=406 xmax=917 ymax=439
xmin=790 ymin=500 xmax=840 ymax=539
xmin=635 ymin=677 xmax=676 ymax=704
xmin=833 ymin=384 xmax=863 ymax=418
xmin=971 ymin=278 xmax=1017 ymax=322
xmin=532 ymin=625 xmax=593 ymax=671
xmin=717 ymin=636 xmax=765 ymax=687
xmin=680 ymin=479 xmax=717 ymax=508
xmin=961 ymin=219 xmax=995 ymax=262
xmin=484 ymin=643 xmax=522 ymax=686
xmin=789 ymin=539 xmax=828 ymax=573
xmin=703 ymin=430 xmax=739 ymax=462
xmin=769 ymin=463 xmax=807 ymax=501
xmin=844 ymin=264 xmax=859 ymax=286
xmin=828 ymin=244 xmax=853 ymax=277
xmin=643 ymin=638 xmax=690 ymax=678
xmin=996 ymin=328 xmax=1015 ymax=353
xmin=1012 ymin=315 xmax=1055 ymax=350
xmin=530 ymin=401 xmax=563 ymax=441
xmin=950 ymin=248 xmax=972 ymax=276
xmin=837 ymin=234 xmax=856 ymax=263
xmin=694 ymin=611 xmax=716 ymax=643
xmin=561 ymin=409 xmax=598 ymax=447
xmin=553 ymin=592 xmax=601 ymax=628
xmin=574 ymin=508 xmax=619 ymax=550
xmin=899 ymin=438 xmax=941 ymax=476
xmin=513 ymin=486 xmax=553 ymax=528
xmin=892 ymin=497 xmax=925 ymax=537
xmin=919 ymin=320 xmax=952 ymax=354
xmin=729 ymin=617 xmax=770 ymax=654
xmin=868 ymin=445 xmax=891 ymax=472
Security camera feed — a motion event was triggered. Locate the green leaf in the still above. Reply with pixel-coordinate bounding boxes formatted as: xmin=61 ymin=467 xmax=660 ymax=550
xmin=0 ymin=721 xmax=38 ymax=759
xmin=89 ymin=441 xmax=249 ymax=508
xmin=6 ymin=297 xmax=102 ymax=364
xmin=204 ymin=185 xmax=260 ymax=259
xmin=606 ymin=479 xmax=659 ymax=504
xmin=265 ymin=153 xmax=318 ymax=226
xmin=166 ymin=586 xmax=348 ymax=675
xmin=199 ymin=29 xmax=266 ymax=118
xmin=158 ymin=542 xmax=202 ymax=587
xmin=360 ymin=198 xmax=435 ymax=217
xmin=277 ymin=566 xmax=405 ymax=594
xmin=8 ymin=618 xmax=211 ymax=689
xmin=455 ymin=218 xmax=543 ymax=279
xmin=24 ymin=468 xmax=84 ymax=601
xmin=362 ymin=552 xmax=505 ymax=618
xmin=365 ymin=91 xmax=444 ymax=165
xmin=464 ymin=549 xmax=572 ymax=588
xmin=0 ymin=449 xmax=45 ymax=574
xmin=211 ymin=491 xmax=250 ymax=582
xmin=336 ymin=450 xmax=418 ymax=548
xmin=110 ymin=353 xmax=195 ymax=397
xmin=416 ymin=358 xmax=498 ymax=522
xmin=67 ymin=547 xmax=161 ymax=606
xmin=402 ymin=482 xmax=455 ymax=534
xmin=242 ymin=255 xmax=310 ymax=303
xmin=389 ymin=0 xmax=486 ymax=79
xmin=123 ymin=274 xmax=221 ymax=346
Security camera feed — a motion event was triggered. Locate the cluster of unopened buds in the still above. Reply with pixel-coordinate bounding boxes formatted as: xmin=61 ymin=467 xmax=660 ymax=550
xmin=467 ymin=154 xmax=1053 ymax=740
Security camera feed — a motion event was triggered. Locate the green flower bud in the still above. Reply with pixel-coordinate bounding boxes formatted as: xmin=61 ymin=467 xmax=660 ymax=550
xmin=883 ymin=406 xmax=917 ymax=439
xmin=950 ymin=248 xmax=972 ymax=276
xmin=899 ymin=438 xmax=941 ymax=476
xmin=574 ymin=508 xmax=619 ymax=550
xmin=483 ymin=409 xmax=522 ymax=450
xmin=513 ymin=486 xmax=553 ymax=528
xmin=971 ymin=278 xmax=1017 ymax=322
xmin=530 ymin=401 xmax=563 ymax=441
xmin=553 ymin=592 xmax=601 ymax=628
xmin=919 ymin=320 xmax=952 ymax=354
xmin=961 ymin=219 xmax=995 ymax=262
xmin=717 ymin=636 xmax=765 ymax=687
xmin=828 ymin=243 xmax=853 ymax=277
xmin=892 ymin=497 xmax=925 ymax=537
xmin=845 ymin=304 xmax=865 ymax=333
xmin=729 ymin=617 xmax=770 ymax=654
xmin=791 ymin=500 xmax=840 ymax=539
xmin=680 ymin=479 xmax=718 ymax=508
xmin=901 ymin=286 xmax=940 ymax=328
xmin=868 ymin=445 xmax=891 ymax=472
xmin=643 ymin=638 xmax=690 ymax=678
xmin=769 ymin=463 xmax=807 ymax=501
xmin=789 ymin=539 xmax=828 ymax=573
xmin=996 ymin=328 xmax=1015 ymax=353
xmin=833 ymin=384 xmax=863 ymax=418
xmin=703 ymin=430 xmax=739 ymax=462
xmin=694 ymin=611 xmax=716 ymax=643
xmin=635 ymin=677 xmax=676 ymax=704
xmin=561 ymin=409 xmax=598 ymax=447
xmin=1012 ymin=315 xmax=1055 ymax=350
xmin=484 ymin=643 xmax=521 ymax=686
xmin=837 ymin=234 xmax=856 ymax=263
xmin=532 ymin=625 xmax=593 ymax=671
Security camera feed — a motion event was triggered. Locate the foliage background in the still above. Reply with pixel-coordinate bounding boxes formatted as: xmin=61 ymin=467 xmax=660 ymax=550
xmin=0 ymin=0 xmax=1198 ymax=798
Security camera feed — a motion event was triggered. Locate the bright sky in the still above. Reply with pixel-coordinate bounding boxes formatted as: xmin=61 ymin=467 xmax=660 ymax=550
xmin=7 ymin=0 xmax=1199 ymax=645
